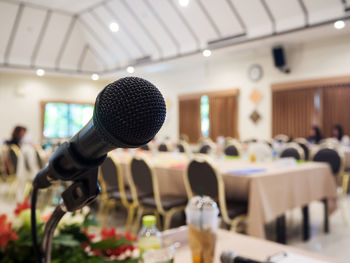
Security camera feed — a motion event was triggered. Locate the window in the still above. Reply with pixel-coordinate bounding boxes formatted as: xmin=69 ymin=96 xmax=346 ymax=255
xmin=200 ymin=95 xmax=210 ymax=137
xmin=43 ymin=102 xmax=93 ymax=138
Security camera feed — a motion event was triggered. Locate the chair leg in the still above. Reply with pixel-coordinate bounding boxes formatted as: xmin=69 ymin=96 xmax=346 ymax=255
xmin=163 ymin=207 xmax=186 ymax=230
xmin=323 ymin=198 xmax=329 ymax=233
xmin=302 ymin=205 xmax=310 ymax=241
xmin=276 ymin=214 xmax=287 ymax=244
xmin=132 ymin=206 xmax=144 ymax=235
xmin=155 ymin=211 xmax=163 ymax=230
xmin=102 ymin=202 xmax=112 ymax=227
xmin=125 ymin=205 xmax=136 ymax=232
xmin=230 ymin=215 xmax=247 ymax=233
xmin=341 ymin=174 xmax=350 ymax=225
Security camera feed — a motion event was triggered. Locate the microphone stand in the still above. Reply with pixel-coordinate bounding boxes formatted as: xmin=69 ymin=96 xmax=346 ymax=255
xmin=31 ymin=167 xmax=100 ymax=263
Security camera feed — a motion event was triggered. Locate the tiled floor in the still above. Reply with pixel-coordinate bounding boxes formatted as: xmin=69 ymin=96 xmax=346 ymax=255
xmin=1 ymin=195 xmax=350 ymax=263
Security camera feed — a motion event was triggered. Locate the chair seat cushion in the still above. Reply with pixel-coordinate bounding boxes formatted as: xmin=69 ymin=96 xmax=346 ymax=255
xmin=226 ymin=200 xmax=248 ymax=219
xmin=110 ymin=189 xmax=153 ymax=202
xmin=141 ymin=195 xmax=187 ymax=210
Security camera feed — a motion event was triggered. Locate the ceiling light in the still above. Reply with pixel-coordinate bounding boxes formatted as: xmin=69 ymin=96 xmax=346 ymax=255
xmin=109 ymin=22 xmax=119 ymax=32
xmin=202 ymin=49 xmax=211 ymax=57
xmin=179 ymin=0 xmax=189 ymax=7
xmin=334 ymin=20 xmax=345 ymax=30
xmin=36 ymin=68 xmax=45 ymax=76
xmin=127 ymin=66 xmax=135 ymax=74
xmin=91 ymin=73 xmax=99 ymax=81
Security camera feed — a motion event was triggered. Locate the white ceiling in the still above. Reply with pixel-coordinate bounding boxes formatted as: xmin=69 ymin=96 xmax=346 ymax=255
xmin=0 ymin=0 xmax=348 ymax=76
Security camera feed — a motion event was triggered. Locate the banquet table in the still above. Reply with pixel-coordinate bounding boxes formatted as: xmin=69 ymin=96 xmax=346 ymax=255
xmin=112 ymin=151 xmax=337 ymax=239
xmin=162 ymin=226 xmax=339 ymax=263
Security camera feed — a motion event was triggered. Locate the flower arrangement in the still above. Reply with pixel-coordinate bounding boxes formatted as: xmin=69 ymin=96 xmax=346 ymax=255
xmin=0 ymin=199 xmax=139 ymax=263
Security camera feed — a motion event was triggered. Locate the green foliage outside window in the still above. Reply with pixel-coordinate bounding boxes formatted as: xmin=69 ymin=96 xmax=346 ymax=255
xmin=201 ymin=95 xmax=209 ymax=137
xmin=43 ymin=103 xmax=93 ymax=138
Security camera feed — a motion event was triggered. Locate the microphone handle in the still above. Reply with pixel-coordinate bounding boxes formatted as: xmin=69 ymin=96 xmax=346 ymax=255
xmin=234 ymin=256 xmax=263 ymax=263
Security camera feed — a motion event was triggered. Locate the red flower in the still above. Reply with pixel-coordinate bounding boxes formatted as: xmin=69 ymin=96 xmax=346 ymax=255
xmin=0 ymin=215 xmax=18 ymax=247
xmin=125 ymin=231 xmax=137 ymax=242
xmin=101 ymin=227 xmax=117 ymax=239
xmin=14 ymin=198 xmax=30 ymax=216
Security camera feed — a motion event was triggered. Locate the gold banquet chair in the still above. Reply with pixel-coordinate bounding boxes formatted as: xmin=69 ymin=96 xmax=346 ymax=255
xmin=302 ymin=144 xmax=348 ymax=240
xmin=224 ymin=141 xmax=242 ymax=157
xmin=129 ymin=155 xmax=187 ymax=232
xmin=184 ymin=155 xmax=247 ymax=232
xmin=2 ymin=144 xmax=21 ymax=199
xmin=279 ymin=142 xmax=305 ymax=160
xmin=176 ymin=140 xmax=191 ymax=154
xmin=98 ymin=156 xmax=135 ymax=229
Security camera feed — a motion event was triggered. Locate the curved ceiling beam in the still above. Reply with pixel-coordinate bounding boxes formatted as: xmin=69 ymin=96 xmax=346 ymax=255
xmin=55 ymin=15 xmax=77 ymax=69
xmin=119 ymin=0 xmax=163 ymax=59
xmin=4 ymin=3 xmax=24 ymax=64
xmin=31 ymin=9 xmax=52 ymax=67
xmin=78 ymin=17 xmax=120 ymax=69
xmin=144 ymin=0 xmax=181 ymax=55
xmin=197 ymin=0 xmax=222 ymax=38
xmin=225 ymin=0 xmax=247 ymax=32
xmin=103 ymin=2 xmax=147 ymax=58
xmin=89 ymin=10 xmax=132 ymax=60
xmin=167 ymin=0 xmax=201 ymax=50
xmin=261 ymin=0 xmax=276 ymax=33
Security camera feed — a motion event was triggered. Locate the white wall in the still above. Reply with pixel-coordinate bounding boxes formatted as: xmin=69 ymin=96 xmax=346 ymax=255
xmin=136 ymin=33 xmax=350 ymax=141
xmin=0 ymin=72 xmax=109 ymax=143
xmin=0 ymin=33 xmax=349 ymax=144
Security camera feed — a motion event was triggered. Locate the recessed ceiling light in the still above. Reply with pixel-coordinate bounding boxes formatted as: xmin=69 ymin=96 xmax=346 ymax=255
xmin=91 ymin=73 xmax=99 ymax=81
xmin=179 ymin=0 xmax=189 ymax=7
xmin=126 ymin=66 xmax=135 ymax=74
xmin=36 ymin=68 xmax=45 ymax=76
xmin=109 ymin=22 xmax=119 ymax=32
xmin=334 ymin=20 xmax=345 ymax=30
xmin=202 ymin=49 xmax=212 ymax=57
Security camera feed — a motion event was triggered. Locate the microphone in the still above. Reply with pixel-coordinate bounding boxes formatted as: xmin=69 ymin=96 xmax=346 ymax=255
xmin=220 ymin=250 xmax=263 ymax=263
xmin=34 ymin=77 xmax=166 ymax=189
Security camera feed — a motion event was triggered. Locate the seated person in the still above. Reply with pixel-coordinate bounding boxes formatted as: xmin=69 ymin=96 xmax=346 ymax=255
xmin=307 ymin=125 xmax=322 ymax=144
xmin=5 ymin=126 xmax=27 ymax=147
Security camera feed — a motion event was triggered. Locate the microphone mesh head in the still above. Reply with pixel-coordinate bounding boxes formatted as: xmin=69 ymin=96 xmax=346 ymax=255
xmin=93 ymin=77 xmax=166 ymax=147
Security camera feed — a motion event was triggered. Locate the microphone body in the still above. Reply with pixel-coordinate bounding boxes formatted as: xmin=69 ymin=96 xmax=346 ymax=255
xmin=220 ymin=250 xmax=263 ymax=263
xmin=33 ymin=77 xmax=166 ymax=189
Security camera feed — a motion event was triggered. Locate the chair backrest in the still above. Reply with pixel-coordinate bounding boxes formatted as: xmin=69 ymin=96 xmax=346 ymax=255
xmin=280 ymin=143 xmax=305 ymax=160
xmin=100 ymin=157 xmax=120 ymax=193
xmin=6 ymin=145 xmax=20 ymax=175
xmin=0 ymin=146 xmax=7 ymax=175
xmin=186 ymin=158 xmax=218 ymax=199
xmin=199 ymin=144 xmax=211 ymax=154
xmin=34 ymin=149 xmax=44 ymax=169
xmin=177 ymin=144 xmax=185 ymax=153
xmin=313 ymin=147 xmax=344 ymax=176
xmin=274 ymin=134 xmax=289 ymax=143
xmin=140 ymin=144 xmax=150 ymax=151
xmin=297 ymin=142 xmax=310 ymax=160
xmin=224 ymin=144 xmax=240 ymax=157
xmin=158 ymin=143 xmax=168 ymax=152
xmin=130 ymin=157 xmax=154 ymax=198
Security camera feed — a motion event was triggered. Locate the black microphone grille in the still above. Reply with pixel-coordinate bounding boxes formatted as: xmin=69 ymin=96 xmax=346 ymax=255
xmin=93 ymin=77 xmax=166 ymax=147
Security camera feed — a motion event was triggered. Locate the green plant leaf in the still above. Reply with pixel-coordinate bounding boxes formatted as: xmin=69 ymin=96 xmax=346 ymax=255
xmin=90 ymin=237 xmax=131 ymax=250
xmin=53 ymin=234 xmax=80 ymax=247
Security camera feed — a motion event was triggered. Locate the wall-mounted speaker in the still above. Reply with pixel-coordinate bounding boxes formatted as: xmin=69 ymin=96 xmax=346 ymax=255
xmin=272 ymin=46 xmax=290 ymax=73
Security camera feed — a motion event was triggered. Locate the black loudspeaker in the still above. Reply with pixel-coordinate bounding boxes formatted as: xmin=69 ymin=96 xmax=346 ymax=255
xmin=272 ymin=46 xmax=290 ymax=73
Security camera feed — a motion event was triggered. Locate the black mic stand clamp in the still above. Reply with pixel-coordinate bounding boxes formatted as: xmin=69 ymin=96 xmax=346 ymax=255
xmin=40 ymin=167 xmax=100 ymax=263
xmin=61 ymin=167 xmax=100 ymax=212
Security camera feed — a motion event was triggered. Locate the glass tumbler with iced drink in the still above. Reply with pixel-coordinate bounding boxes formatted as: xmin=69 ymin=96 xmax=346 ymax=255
xmin=186 ymin=196 xmax=219 ymax=263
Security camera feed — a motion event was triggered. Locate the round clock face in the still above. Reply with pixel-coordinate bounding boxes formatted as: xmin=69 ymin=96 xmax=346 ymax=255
xmin=248 ymin=64 xmax=263 ymax=81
